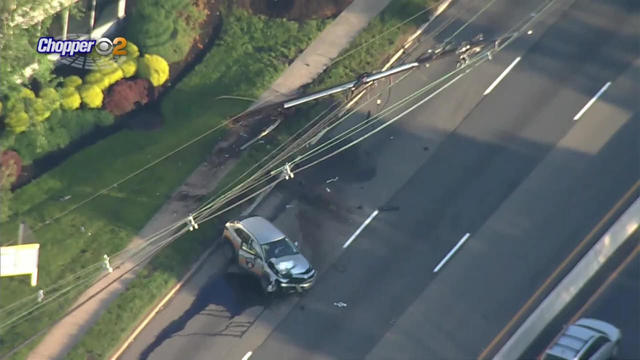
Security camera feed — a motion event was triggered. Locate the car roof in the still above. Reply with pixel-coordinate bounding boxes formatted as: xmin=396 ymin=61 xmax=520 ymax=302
xmin=545 ymin=324 xmax=601 ymax=359
xmin=239 ymin=216 xmax=286 ymax=245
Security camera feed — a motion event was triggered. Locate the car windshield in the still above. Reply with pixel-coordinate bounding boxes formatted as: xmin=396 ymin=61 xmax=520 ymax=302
xmin=262 ymin=238 xmax=298 ymax=259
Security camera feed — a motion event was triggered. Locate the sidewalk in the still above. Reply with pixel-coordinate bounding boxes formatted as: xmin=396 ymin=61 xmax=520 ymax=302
xmin=27 ymin=1 xmax=392 ymax=359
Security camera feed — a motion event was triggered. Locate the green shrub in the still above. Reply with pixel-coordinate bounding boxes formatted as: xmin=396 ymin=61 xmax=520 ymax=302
xmin=5 ymin=110 xmax=30 ymax=133
xmin=119 ymin=59 xmax=137 ymax=78
xmin=30 ymin=98 xmax=52 ymax=122
xmin=79 ymin=84 xmax=104 ymax=108
xmin=85 ymin=71 xmax=110 ymax=91
xmin=11 ymin=109 xmax=115 ymax=163
xmin=137 ymin=54 xmax=170 ymax=87
xmin=125 ymin=41 xmax=140 ymax=59
xmin=19 ymin=87 xmax=35 ymax=99
xmin=60 ymin=87 xmax=82 ymax=110
xmin=40 ymin=88 xmax=61 ymax=109
xmin=125 ymin=0 xmax=203 ymax=63
xmin=63 ymin=75 xmax=83 ymax=88
xmin=104 ymin=67 xmax=124 ymax=86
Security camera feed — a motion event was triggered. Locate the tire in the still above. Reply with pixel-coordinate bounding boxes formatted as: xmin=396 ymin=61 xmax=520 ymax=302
xmin=222 ymin=240 xmax=236 ymax=263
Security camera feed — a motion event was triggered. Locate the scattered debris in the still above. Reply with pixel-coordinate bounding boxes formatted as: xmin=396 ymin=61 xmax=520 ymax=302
xmin=376 ymin=99 xmax=382 ymax=105
xmin=390 ymin=136 xmax=395 ymax=140
xmin=333 ymin=302 xmax=348 ymax=308
xmin=59 ymin=195 xmax=72 ymax=201
xmin=379 ymin=205 xmax=400 ymax=212
xmin=37 ymin=289 xmax=44 ymax=303
xmin=285 ymin=204 xmax=295 ymax=208
xmin=527 ymin=29 xmax=533 ymax=35
xmin=356 ymin=205 xmax=363 ymax=210
xmin=325 ymin=187 xmax=331 ymax=192
xmin=325 ymin=177 xmax=339 ymax=184
xmin=80 ymin=226 xmax=86 ymax=232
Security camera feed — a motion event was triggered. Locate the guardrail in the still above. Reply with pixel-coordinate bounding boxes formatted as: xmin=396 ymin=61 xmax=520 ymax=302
xmin=494 ymin=194 xmax=640 ymax=360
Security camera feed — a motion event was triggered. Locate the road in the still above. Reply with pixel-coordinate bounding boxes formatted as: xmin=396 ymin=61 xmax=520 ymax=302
xmin=521 ymin=237 xmax=640 ymax=360
xmin=118 ymin=0 xmax=640 ymax=359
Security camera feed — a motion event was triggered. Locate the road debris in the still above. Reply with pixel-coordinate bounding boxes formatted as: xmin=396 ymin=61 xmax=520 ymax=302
xmin=333 ymin=302 xmax=348 ymax=308
xmin=325 ymin=177 xmax=339 ymax=184
xmin=325 ymin=187 xmax=331 ymax=192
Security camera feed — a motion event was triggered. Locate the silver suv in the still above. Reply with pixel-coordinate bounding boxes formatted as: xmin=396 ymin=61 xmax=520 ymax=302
xmin=221 ymin=216 xmax=316 ymax=293
xmin=543 ymin=318 xmax=621 ymax=360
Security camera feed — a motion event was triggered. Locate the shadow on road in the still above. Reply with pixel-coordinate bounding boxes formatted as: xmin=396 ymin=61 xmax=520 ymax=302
xmin=139 ymin=272 xmax=268 ymax=359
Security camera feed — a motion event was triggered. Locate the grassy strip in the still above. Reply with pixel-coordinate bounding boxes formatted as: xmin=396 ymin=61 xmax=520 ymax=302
xmin=0 ymin=9 xmax=326 ymax=360
xmin=53 ymin=0 xmax=438 ymax=358
xmin=308 ymin=0 xmax=437 ymax=93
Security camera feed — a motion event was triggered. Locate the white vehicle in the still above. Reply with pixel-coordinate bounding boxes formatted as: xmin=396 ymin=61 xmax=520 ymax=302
xmin=543 ymin=318 xmax=621 ymax=360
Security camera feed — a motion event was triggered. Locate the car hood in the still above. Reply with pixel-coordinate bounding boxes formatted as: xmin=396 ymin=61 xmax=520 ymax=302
xmin=270 ymin=254 xmax=312 ymax=275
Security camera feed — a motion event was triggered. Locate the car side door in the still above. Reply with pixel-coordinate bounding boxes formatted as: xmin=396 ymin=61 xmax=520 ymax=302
xmin=235 ymin=228 xmax=265 ymax=278
xmin=579 ymin=336 xmax=611 ymax=360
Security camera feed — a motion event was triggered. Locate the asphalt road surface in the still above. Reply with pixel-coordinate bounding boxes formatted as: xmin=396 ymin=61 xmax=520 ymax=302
xmin=119 ymin=0 xmax=640 ymax=359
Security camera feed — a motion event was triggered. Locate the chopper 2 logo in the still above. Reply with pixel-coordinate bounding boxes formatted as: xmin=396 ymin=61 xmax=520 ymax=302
xmin=36 ymin=36 xmax=128 ymax=57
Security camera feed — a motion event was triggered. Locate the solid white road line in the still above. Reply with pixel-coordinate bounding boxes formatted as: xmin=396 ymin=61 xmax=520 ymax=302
xmin=483 ymin=57 xmax=521 ymax=95
xmin=241 ymin=351 xmax=253 ymax=360
xmin=573 ymin=81 xmax=611 ymax=120
xmin=343 ymin=210 xmax=380 ymax=248
xmin=433 ymin=233 xmax=471 ymax=273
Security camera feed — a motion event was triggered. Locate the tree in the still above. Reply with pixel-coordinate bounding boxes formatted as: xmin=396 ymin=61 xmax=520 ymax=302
xmin=0 ymin=150 xmax=21 ymax=222
xmin=103 ymin=78 xmax=152 ymax=116
xmin=0 ymin=0 xmax=60 ymax=96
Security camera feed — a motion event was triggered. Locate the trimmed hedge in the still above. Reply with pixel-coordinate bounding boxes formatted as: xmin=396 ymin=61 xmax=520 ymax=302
xmin=5 ymin=111 xmax=29 ymax=134
xmin=79 ymin=84 xmax=104 ymax=108
xmin=60 ymin=87 xmax=82 ymax=110
xmin=120 ymin=59 xmax=137 ymax=78
xmin=85 ymin=71 xmax=110 ymax=91
xmin=63 ymin=75 xmax=83 ymax=88
xmin=137 ymin=54 xmax=169 ymax=87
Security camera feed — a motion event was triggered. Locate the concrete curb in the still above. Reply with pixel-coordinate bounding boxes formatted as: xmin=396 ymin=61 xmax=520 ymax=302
xmin=109 ymin=243 xmax=219 ymax=360
xmin=494 ymin=195 xmax=640 ymax=360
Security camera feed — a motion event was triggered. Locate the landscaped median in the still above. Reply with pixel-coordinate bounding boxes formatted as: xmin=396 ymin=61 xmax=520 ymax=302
xmin=0 ymin=7 xmax=326 ymax=360
xmin=57 ymin=1 xmax=442 ymax=359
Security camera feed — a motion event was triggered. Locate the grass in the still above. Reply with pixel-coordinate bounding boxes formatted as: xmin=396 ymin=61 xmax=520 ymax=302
xmin=0 ymin=8 xmax=326 ymax=360
xmin=308 ymin=0 xmax=438 ymax=93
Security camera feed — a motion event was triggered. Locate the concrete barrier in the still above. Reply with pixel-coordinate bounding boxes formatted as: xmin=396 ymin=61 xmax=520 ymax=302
xmin=494 ymin=195 xmax=640 ymax=360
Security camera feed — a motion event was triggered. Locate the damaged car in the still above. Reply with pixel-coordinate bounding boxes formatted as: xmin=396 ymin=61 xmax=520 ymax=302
xmin=221 ymin=216 xmax=316 ymax=293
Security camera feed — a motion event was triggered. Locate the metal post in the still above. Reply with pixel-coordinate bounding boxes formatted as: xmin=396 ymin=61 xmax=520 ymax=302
xmin=61 ymin=7 xmax=70 ymax=40
xmin=117 ymin=0 xmax=126 ymax=19
xmin=89 ymin=0 xmax=97 ymax=36
xmin=18 ymin=222 xmax=25 ymax=245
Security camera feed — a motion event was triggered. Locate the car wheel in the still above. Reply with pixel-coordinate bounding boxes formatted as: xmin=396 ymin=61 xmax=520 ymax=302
xmin=222 ymin=241 xmax=236 ymax=263
xmin=262 ymin=277 xmax=278 ymax=293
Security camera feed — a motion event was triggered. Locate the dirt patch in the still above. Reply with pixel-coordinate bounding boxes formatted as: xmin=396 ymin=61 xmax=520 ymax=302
xmin=234 ymin=0 xmax=353 ymax=20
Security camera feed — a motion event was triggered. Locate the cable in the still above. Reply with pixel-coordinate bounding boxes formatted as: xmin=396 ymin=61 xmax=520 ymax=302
xmin=328 ymin=1 xmax=440 ymax=67
xmin=289 ymin=0 xmax=565 ymax=177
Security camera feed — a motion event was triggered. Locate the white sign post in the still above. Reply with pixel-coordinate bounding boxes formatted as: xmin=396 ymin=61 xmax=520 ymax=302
xmin=0 ymin=244 xmax=40 ymax=286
